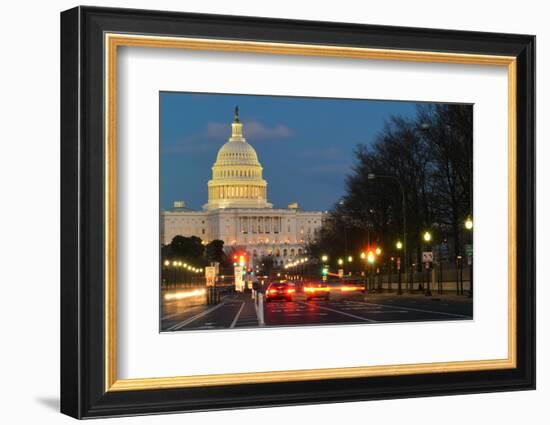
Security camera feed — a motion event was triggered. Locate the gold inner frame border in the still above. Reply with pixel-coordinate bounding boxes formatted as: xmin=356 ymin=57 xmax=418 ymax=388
xmin=104 ymin=33 xmax=517 ymax=392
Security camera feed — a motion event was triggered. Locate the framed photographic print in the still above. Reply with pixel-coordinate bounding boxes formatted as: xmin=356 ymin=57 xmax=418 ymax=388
xmin=60 ymin=6 xmax=535 ymax=419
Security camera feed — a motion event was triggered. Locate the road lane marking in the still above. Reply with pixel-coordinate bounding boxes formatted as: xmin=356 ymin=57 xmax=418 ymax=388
xmin=296 ymin=301 xmax=377 ymax=322
xmin=349 ymin=300 xmax=471 ymax=319
xmin=229 ymin=302 xmax=246 ymax=328
xmin=166 ymin=302 xmax=227 ymax=331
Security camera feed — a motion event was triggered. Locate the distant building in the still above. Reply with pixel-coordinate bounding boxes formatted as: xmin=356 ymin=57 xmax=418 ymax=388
xmin=161 ymin=107 xmax=325 ymax=267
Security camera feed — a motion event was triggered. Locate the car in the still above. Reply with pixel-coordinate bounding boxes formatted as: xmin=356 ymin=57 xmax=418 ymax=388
xmin=265 ymin=281 xmax=295 ymax=302
xmin=327 ymin=281 xmax=364 ymax=301
xmin=304 ymin=281 xmax=330 ymax=301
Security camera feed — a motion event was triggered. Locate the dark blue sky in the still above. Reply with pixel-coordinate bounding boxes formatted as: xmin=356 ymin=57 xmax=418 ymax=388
xmin=160 ymin=92 xmax=419 ymax=212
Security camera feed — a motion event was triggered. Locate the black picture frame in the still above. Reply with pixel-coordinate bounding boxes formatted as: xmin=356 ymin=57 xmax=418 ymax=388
xmin=61 ymin=6 xmax=535 ymax=419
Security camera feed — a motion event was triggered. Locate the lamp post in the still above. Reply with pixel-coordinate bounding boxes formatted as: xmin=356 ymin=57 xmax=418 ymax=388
xmin=465 ymin=217 xmax=473 ymax=297
xmin=367 ymin=173 xmax=407 ymax=288
xmin=337 ymin=258 xmax=344 ymax=280
xmin=423 ymin=231 xmax=432 ymax=296
xmin=162 ymin=260 xmax=169 ymax=287
xmin=360 ymin=252 xmax=367 ymax=288
xmin=396 ymin=240 xmax=403 ymax=294
xmin=367 ymin=250 xmax=375 ymax=291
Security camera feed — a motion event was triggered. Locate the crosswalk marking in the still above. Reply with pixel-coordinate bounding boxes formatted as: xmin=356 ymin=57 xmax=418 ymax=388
xmin=295 ymin=301 xmax=377 ymax=323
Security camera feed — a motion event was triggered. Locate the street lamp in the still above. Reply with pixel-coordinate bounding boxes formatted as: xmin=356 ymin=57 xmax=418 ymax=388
xmin=395 ymin=240 xmax=403 ymax=294
xmin=321 ymin=255 xmax=328 ymax=263
xmin=465 ymin=216 xmax=474 ymax=297
xmin=360 ymin=252 xmax=366 ymax=260
xmin=338 ymin=258 xmax=343 ymax=266
xmin=422 ymin=231 xmax=433 ymax=296
xmin=347 ymin=255 xmax=353 ymax=262
xmin=375 ymin=247 xmax=382 ymax=256
xmin=366 ymin=251 xmax=376 ymax=291
xmin=367 ymin=251 xmax=375 ymax=264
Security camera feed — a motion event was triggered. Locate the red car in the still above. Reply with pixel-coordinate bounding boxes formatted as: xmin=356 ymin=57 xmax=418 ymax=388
xmin=304 ymin=281 xmax=330 ymax=301
xmin=265 ymin=281 xmax=295 ymax=302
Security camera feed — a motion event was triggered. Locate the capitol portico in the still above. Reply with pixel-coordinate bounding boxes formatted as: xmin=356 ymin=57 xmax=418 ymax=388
xmin=161 ymin=107 xmax=325 ymax=267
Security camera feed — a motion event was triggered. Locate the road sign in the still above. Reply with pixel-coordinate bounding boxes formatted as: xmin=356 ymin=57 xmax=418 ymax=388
xmin=205 ymin=266 xmax=216 ymax=287
xmin=205 ymin=267 xmax=216 ymax=278
xmin=234 ymin=266 xmax=244 ymax=292
xmin=422 ymin=251 xmax=434 ymax=263
xmin=434 ymin=243 xmax=450 ymax=263
xmin=212 ymin=262 xmax=220 ymax=275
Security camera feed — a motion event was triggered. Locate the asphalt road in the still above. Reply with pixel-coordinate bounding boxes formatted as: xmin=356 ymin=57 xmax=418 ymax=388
xmin=161 ymin=288 xmax=473 ymax=332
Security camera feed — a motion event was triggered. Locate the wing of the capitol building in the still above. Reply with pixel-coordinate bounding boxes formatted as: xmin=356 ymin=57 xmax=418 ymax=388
xmin=161 ymin=107 xmax=325 ymax=267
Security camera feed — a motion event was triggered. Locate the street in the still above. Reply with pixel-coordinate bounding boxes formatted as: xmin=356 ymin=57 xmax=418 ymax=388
xmin=161 ymin=288 xmax=473 ymax=332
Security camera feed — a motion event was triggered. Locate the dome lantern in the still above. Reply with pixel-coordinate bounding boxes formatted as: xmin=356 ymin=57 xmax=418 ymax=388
xmin=203 ymin=107 xmax=272 ymax=211
xmin=230 ymin=105 xmax=244 ymax=141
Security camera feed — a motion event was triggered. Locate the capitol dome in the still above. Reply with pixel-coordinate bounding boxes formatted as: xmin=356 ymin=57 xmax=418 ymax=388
xmin=203 ymin=107 xmax=272 ymax=211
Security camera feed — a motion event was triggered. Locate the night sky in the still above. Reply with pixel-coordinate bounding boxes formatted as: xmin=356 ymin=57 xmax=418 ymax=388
xmin=160 ymin=92 xmax=420 ymax=212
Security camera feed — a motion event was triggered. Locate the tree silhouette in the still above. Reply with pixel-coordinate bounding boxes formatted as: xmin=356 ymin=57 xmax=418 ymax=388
xmin=308 ymin=104 xmax=472 ymax=270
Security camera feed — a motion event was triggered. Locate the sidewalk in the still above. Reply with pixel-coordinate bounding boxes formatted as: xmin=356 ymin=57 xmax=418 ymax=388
xmin=363 ymin=291 xmax=473 ymax=303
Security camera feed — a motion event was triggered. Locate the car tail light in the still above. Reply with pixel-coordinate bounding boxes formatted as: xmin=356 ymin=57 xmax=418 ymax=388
xmin=287 ymin=288 xmax=295 ymax=294
xmin=341 ymin=285 xmax=362 ymax=292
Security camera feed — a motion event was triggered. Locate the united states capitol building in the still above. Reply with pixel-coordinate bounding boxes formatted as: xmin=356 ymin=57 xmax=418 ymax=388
xmin=161 ymin=108 xmax=325 ymax=267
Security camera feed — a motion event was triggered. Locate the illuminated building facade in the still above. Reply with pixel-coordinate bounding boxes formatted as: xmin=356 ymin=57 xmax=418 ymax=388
xmin=161 ymin=107 xmax=324 ymax=267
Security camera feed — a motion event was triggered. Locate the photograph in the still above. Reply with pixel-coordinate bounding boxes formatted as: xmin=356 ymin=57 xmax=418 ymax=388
xmin=160 ymin=92 xmax=474 ymax=332
xmin=57 ymin=5 xmax=536 ymax=419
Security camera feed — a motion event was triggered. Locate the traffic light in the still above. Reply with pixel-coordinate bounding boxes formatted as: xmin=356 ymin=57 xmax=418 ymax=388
xmin=321 ymin=267 xmax=328 ymax=276
xmin=238 ymin=254 xmax=247 ymax=266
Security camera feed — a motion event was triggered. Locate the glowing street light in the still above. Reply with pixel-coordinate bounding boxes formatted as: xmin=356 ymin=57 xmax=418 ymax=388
xmin=338 ymin=258 xmax=344 ymax=266
xmin=347 ymin=256 xmax=353 ymax=263
xmin=321 ymin=255 xmax=328 ymax=262
xmin=396 ymin=241 xmax=403 ymax=250
xmin=164 ymin=260 xmax=170 ymax=266
xmin=360 ymin=252 xmax=366 ymax=260
xmin=423 ymin=231 xmax=432 ymax=242
xmin=465 ymin=216 xmax=473 ymax=230
xmin=367 ymin=251 xmax=375 ymax=264
xmin=375 ymin=247 xmax=382 ymax=256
